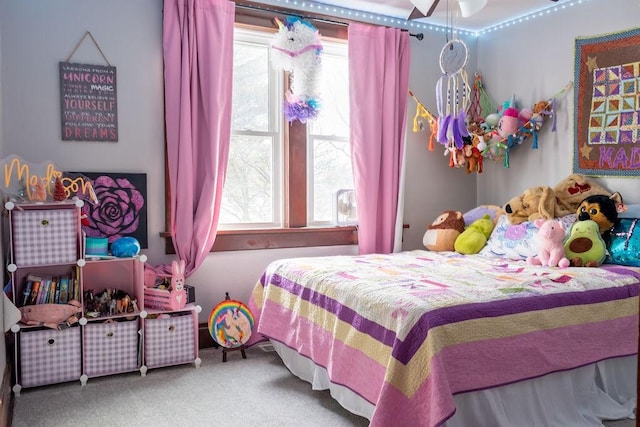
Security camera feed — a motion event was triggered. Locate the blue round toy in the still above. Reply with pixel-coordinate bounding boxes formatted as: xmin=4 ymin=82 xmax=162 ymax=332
xmin=110 ymin=236 xmax=141 ymax=258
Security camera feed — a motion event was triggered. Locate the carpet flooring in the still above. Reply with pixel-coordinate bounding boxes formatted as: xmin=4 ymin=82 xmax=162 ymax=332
xmin=10 ymin=345 xmax=636 ymax=427
xmin=11 ymin=345 xmax=368 ymax=427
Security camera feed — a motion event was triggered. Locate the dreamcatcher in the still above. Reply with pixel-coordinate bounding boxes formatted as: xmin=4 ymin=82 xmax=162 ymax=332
xmin=409 ymin=3 xmax=573 ymax=174
xmin=435 ymin=15 xmax=472 ymax=167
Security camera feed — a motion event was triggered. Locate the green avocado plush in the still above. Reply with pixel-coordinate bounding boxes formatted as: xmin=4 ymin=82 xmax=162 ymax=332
xmin=563 ymin=219 xmax=606 ymax=267
xmin=454 ymin=214 xmax=495 ymax=255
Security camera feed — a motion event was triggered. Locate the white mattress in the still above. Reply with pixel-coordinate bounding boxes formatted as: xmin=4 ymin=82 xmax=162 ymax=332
xmin=271 ymin=340 xmax=636 ymax=426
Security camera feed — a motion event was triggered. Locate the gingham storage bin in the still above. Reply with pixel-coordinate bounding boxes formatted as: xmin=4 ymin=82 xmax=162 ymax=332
xmin=144 ymin=313 xmax=195 ymax=368
xmin=19 ymin=327 xmax=81 ymax=388
xmin=12 ymin=209 xmax=78 ymax=266
xmin=84 ymin=320 xmax=139 ymax=377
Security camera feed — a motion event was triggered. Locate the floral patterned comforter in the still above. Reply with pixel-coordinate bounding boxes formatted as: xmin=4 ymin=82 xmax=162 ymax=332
xmin=247 ymin=250 xmax=640 ymax=427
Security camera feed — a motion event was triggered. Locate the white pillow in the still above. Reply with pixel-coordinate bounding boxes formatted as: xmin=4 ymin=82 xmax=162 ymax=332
xmin=479 ymin=214 xmax=576 ymax=260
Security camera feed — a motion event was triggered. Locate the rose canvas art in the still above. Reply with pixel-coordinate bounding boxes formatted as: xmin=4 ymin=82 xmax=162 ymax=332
xmin=72 ymin=172 xmax=148 ymax=248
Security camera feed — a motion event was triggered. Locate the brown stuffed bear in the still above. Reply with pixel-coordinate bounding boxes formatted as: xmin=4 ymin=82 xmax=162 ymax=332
xmin=503 ymin=186 xmax=569 ymax=225
xmin=423 ymin=210 xmax=465 ymax=251
xmin=553 ymin=174 xmax=612 ymax=215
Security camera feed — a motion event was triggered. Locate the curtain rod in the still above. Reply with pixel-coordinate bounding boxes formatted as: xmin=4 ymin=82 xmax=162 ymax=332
xmin=234 ymin=2 xmax=424 ymax=40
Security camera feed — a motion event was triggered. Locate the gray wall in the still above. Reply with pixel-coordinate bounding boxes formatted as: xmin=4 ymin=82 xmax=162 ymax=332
xmin=476 ymin=0 xmax=640 ymax=205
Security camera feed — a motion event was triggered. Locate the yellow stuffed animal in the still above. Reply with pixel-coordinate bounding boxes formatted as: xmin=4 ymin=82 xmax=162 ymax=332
xmin=454 ymin=214 xmax=495 ymax=255
xmin=503 ymin=186 xmax=568 ymax=225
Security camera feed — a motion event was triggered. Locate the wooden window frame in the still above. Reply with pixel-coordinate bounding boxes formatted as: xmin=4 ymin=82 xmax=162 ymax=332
xmin=163 ymin=2 xmax=356 ymax=253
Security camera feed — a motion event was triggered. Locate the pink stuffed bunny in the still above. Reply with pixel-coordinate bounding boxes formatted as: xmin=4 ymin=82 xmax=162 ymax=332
xmin=170 ymin=259 xmax=186 ymax=309
xmin=526 ymin=218 xmax=570 ymax=268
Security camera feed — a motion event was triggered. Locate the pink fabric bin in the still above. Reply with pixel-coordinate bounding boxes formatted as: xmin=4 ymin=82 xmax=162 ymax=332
xmin=83 ymin=319 xmax=139 ymax=377
xmin=19 ymin=326 xmax=81 ymax=387
xmin=144 ymin=313 xmax=195 ymax=368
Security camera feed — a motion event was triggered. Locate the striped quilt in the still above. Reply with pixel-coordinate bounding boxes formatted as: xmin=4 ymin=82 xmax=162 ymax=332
xmin=247 ymin=250 xmax=640 ymax=427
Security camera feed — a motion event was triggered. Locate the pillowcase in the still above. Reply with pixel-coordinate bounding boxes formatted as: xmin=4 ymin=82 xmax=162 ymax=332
xmin=605 ymin=218 xmax=640 ymax=266
xmin=463 ymin=205 xmax=503 ymax=225
xmin=479 ymin=214 xmax=577 ymax=261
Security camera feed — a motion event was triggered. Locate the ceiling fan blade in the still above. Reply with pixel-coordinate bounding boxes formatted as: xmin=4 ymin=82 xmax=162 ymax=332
xmin=408 ymin=0 xmax=440 ymax=19
xmin=458 ymin=0 xmax=487 ymax=17
xmin=408 ymin=7 xmax=427 ymax=19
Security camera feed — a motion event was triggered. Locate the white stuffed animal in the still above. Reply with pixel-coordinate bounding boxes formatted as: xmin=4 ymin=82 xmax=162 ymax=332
xmin=271 ymin=16 xmax=323 ymax=122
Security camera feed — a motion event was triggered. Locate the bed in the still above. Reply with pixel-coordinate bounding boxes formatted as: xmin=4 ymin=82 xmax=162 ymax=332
xmin=246 ymin=250 xmax=639 ymax=426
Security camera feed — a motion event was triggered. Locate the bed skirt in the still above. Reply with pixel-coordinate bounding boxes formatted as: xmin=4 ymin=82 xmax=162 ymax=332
xmin=271 ymin=340 xmax=636 ymax=426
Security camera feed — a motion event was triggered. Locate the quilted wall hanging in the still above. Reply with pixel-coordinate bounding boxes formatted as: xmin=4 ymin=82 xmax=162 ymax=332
xmin=574 ymin=26 xmax=640 ymax=177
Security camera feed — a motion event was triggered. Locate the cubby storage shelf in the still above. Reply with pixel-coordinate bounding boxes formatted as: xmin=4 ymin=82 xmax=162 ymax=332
xmin=4 ymin=201 xmax=200 ymax=395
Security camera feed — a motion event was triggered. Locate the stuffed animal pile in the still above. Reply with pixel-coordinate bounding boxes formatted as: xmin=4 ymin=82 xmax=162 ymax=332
xmin=506 ymin=174 xmax=623 ymax=268
xmin=423 ymin=174 xmax=625 ymax=269
xmin=503 ymin=174 xmax=618 ymax=225
xmin=423 ymin=206 xmax=502 ymax=254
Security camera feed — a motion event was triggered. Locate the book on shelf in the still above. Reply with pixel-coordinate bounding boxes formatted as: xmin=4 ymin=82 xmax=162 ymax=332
xmin=27 ymin=275 xmax=42 ymax=305
xmin=54 ymin=278 xmax=61 ymax=304
xmin=36 ymin=276 xmax=50 ymax=305
xmin=21 ymin=279 xmax=32 ymax=307
xmin=59 ymin=277 xmax=70 ymax=304
xmin=28 ymin=281 xmax=39 ymax=305
xmin=72 ymin=268 xmax=80 ymax=302
xmin=48 ymin=277 xmax=58 ymax=304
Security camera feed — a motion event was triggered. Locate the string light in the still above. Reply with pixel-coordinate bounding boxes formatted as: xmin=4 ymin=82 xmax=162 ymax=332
xmin=254 ymin=0 xmax=587 ymax=37
xmin=478 ymin=0 xmax=588 ymax=35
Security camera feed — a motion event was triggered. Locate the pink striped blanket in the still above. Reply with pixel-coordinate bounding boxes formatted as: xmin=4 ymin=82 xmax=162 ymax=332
xmin=247 ymin=250 xmax=639 ymax=426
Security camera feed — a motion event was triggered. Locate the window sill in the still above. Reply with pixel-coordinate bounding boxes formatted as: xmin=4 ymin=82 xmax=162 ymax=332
xmin=161 ymin=226 xmax=358 ymax=253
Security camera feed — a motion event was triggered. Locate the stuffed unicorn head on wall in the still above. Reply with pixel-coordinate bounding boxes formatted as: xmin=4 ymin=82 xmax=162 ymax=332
xmin=270 ymin=16 xmax=323 ymax=123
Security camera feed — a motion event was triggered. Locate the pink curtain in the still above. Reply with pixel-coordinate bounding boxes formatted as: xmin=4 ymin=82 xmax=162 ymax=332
xmin=163 ymin=0 xmax=234 ymax=276
xmin=348 ymin=23 xmax=411 ymax=255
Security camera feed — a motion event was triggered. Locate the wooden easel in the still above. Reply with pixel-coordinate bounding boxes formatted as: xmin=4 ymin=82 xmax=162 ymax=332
xmin=218 ymin=292 xmax=249 ymax=362
xmin=222 ymin=345 xmax=247 ymax=363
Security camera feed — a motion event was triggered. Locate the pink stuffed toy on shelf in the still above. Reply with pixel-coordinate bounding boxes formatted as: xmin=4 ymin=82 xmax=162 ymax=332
xmin=526 ymin=218 xmax=570 ymax=268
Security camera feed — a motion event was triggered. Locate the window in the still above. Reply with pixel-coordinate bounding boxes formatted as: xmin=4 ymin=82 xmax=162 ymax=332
xmin=211 ymin=23 xmax=357 ymax=251
xmin=219 ymin=28 xmax=283 ymax=229
xmin=306 ymin=45 xmax=352 ymax=226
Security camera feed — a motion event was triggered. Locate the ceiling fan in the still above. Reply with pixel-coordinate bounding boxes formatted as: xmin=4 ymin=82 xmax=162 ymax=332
xmin=408 ymin=0 xmax=559 ymax=20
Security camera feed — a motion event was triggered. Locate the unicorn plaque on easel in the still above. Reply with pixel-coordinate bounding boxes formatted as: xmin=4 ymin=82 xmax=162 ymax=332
xmin=208 ymin=293 xmax=254 ymax=362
